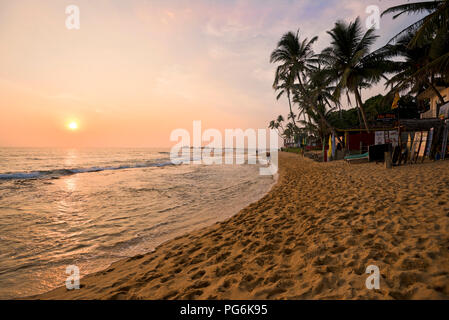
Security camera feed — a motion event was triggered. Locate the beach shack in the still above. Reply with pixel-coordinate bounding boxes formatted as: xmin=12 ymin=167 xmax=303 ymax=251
xmin=416 ymin=85 xmax=449 ymax=160
xmin=333 ymin=115 xmax=448 ymax=164
xmin=333 ymin=126 xmax=394 ymax=163
xmin=417 ymin=86 xmax=449 ymax=119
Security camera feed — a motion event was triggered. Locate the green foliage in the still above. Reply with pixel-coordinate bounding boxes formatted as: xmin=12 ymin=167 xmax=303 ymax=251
xmin=382 ymin=1 xmax=449 ymax=89
xmin=327 ymin=108 xmax=360 ymax=129
xmin=270 ymin=1 xmax=448 ymax=144
xmin=319 ymin=18 xmax=395 ymax=131
xmin=282 ymin=147 xmax=302 ymax=154
xmin=326 ymin=94 xmax=421 ymax=130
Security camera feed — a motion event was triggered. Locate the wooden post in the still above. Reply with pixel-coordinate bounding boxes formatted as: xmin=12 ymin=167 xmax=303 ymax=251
xmin=385 ymin=151 xmax=392 ymax=169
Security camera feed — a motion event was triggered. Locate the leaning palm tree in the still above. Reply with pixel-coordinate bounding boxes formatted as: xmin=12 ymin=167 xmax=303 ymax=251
xmin=380 ymin=32 xmax=447 ymax=104
xmin=268 ymin=115 xmax=286 ymax=139
xmin=269 ymin=118 xmax=299 ymax=146
xmin=425 ymin=25 xmax=449 ymax=83
xmin=298 ymin=105 xmax=336 ymax=142
xmin=320 ymin=18 xmax=389 ymax=132
xmin=298 ymin=101 xmax=337 ymax=160
xmin=271 ymin=30 xmax=342 ymax=139
xmin=273 ymin=71 xmax=297 ymax=127
xmin=285 ymin=122 xmax=299 ymax=140
xmin=382 ymin=0 xmax=448 ymax=47
xmin=291 ymin=88 xmax=312 ymax=125
xmin=382 ymin=0 xmax=449 ymax=85
xmin=303 ymin=67 xmax=343 ymax=143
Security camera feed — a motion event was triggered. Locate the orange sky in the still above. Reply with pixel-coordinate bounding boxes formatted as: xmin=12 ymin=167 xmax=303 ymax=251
xmin=0 ymin=0 xmax=417 ymax=147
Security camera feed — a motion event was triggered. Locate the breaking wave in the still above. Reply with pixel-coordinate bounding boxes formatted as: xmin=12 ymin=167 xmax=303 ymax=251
xmin=0 ymin=161 xmax=175 ymax=180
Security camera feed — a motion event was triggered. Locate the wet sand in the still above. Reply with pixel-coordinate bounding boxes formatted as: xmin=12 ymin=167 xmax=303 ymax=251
xmin=34 ymin=152 xmax=449 ymax=299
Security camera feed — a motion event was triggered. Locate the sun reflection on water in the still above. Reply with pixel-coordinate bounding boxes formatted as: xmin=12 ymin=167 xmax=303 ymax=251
xmin=65 ymin=176 xmax=77 ymax=192
xmin=64 ymin=149 xmax=78 ymax=168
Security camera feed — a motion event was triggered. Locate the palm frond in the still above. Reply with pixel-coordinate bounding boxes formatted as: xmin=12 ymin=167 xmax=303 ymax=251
xmin=381 ymin=1 xmax=443 ymax=19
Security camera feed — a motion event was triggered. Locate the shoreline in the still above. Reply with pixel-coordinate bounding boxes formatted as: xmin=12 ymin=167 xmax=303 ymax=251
xmin=3 ymin=159 xmax=276 ymax=300
xmin=33 ymin=152 xmax=449 ymax=299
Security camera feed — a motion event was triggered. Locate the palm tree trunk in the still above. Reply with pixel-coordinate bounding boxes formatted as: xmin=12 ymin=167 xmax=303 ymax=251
xmin=354 ymin=88 xmax=370 ymax=133
xmin=322 ymin=137 xmax=325 ymax=161
xmin=296 ymin=71 xmax=342 ymax=144
xmin=356 ymin=108 xmax=362 ymax=129
xmin=276 ymin=130 xmax=284 ymax=139
xmin=313 ymin=104 xmax=343 ymax=144
xmin=287 ymin=90 xmax=297 ymax=127
xmin=296 ymin=72 xmax=313 ymax=126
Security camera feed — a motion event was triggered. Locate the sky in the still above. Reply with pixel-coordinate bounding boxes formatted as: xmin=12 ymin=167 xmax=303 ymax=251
xmin=0 ymin=0 xmax=423 ymax=147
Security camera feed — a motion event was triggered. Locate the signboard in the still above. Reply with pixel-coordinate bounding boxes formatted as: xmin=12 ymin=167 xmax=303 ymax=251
xmin=375 ymin=130 xmax=399 ymax=147
xmin=377 ymin=113 xmax=396 ymax=121
xmin=388 ymin=130 xmax=399 ymax=148
xmin=375 ymin=131 xmax=385 ymax=145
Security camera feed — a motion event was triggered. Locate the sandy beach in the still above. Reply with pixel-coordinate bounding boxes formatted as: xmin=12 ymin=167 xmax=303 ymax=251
xmin=34 ymin=152 xmax=449 ymax=300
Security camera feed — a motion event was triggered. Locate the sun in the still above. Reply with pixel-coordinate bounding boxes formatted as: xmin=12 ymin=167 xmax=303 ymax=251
xmin=68 ymin=121 xmax=78 ymax=130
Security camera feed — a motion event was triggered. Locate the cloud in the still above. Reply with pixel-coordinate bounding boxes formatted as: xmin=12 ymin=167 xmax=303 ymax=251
xmin=208 ymin=45 xmax=240 ymax=60
xmin=0 ymin=0 xmax=425 ymax=146
xmin=154 ymin=64 xmax=197 ymax=100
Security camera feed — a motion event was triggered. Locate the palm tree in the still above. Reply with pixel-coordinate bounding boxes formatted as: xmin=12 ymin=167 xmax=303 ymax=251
xmin=270 ymin=30 xmax=342 ymax=139
xmin=425 ymin=26 xmax=449 ymax=84
xmin=270 ymin=30 xmax=317 ymax=126
xmin=270 ymin=30 xmax=318 ymax=89
xmin=380 ymin=32 xmax=447 ymax=104
xmin=284 ymin=122 xmax=299 ymax=144
xmin=320 ymin=18 xmax=390 ymax=132
xmin=292 ymin=87 xmax=312 ymax=124
xmin=298 ymin=67 xmax=343 ymax=143
xmin=298 ymin=103 xmax=336 ymax=144
xmin=382 ymin=0 xmax=448 ymax=47
xmin=269 ymin=115 xmax=286 ymax=139
xmin=298 ymin=100 xmax=337 ymax=160
xmin=273 ymin=71 xmax=297 ymax=127
xmin=382 ymin=0 xmax=449 ymax=92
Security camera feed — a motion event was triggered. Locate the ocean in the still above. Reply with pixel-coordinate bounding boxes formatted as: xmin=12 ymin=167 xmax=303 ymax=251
xmin=0 ymin=148 xmax=276 ymax=299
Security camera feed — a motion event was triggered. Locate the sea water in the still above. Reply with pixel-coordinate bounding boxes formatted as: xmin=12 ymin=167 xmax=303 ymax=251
xmin=0 ymin=148 xmax=275 ymax=298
